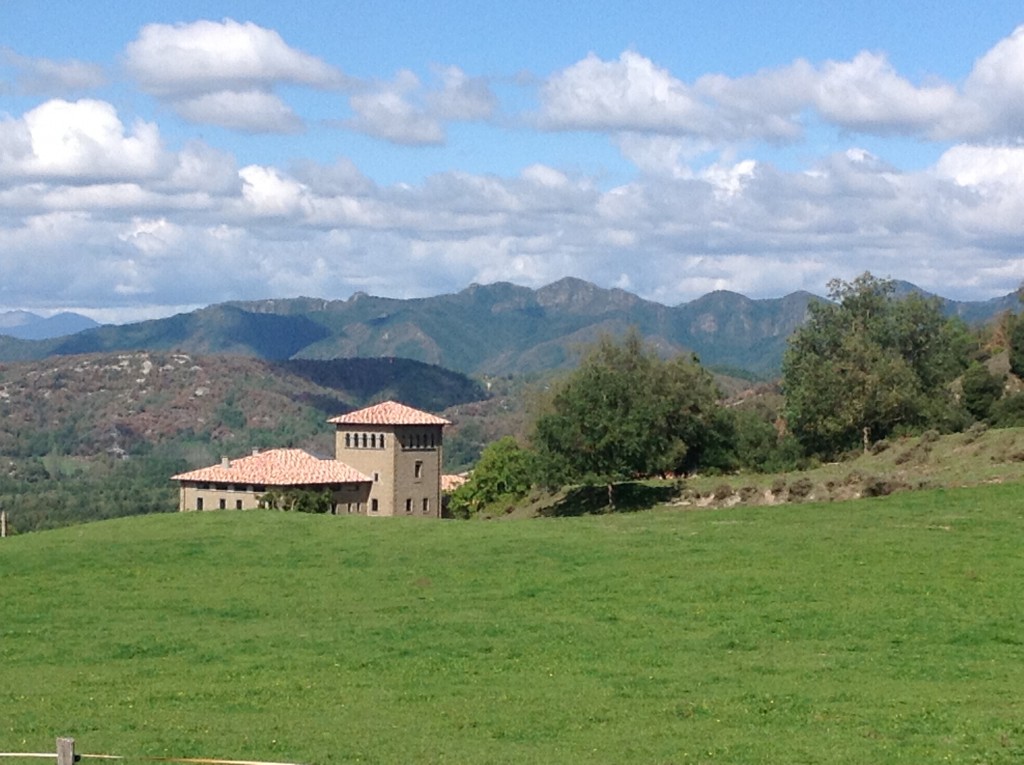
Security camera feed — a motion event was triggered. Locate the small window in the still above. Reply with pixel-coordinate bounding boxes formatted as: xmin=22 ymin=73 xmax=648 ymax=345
xmin=362 ymin=433 xmax=368 ymax=448
xmin=345 ymin=433 xmax=351 ymax=448
xmin=414 ymin=460 xmax=423 ymax=479
xmin=405 ymin=498 xmax=412 ymax=513
xmin=235 ymin=500 xmax=243 ymax=510
xmin=370 ymin=433 xmax=377 ymax=448
xmin=219 ymin=498 xmax=226 ymax=509
xmin=373 ymin=472 xmax=380 ymax=482
xmin=422 ymin=498 xmax=429 ymax=514
xmin=196 ymin=497 xmax=204 ymax=511
xmin=371 ymin=499 xmax=379 ymax=513
xmin=379 ymin=434 xmax=385 ymax=448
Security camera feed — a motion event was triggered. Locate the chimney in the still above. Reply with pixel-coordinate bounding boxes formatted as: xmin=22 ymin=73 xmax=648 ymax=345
xmin=221 ymin=456 xmax=231 ymax=468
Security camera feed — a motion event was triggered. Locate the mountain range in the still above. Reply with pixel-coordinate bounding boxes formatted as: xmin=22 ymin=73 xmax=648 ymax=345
xmin=0 ymin=310 xmax=99 ymax=340
xmin=0 ymin=278 xmax=1017 ymax=377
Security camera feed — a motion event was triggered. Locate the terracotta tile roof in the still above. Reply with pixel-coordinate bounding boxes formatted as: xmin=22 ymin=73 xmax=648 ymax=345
xmin=442 ymin=473 xmax=469 ymax=492
xmin=172 ymin=448 xmax=370 ymax=486
xmin=328 ymin=400 xmax=450 ymax=426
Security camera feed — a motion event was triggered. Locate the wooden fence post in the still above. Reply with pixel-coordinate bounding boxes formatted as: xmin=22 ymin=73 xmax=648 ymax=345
xmin=56 ymin=738 xmax=74 ymax=765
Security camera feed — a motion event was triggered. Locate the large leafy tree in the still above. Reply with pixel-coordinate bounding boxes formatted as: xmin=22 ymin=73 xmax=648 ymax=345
xmin=783 ymin=273 xmax=971 ymax=458
xmin=532 ymin=331 xmax=723 ymax=506
xmin=447 ymin=436 xmax=536 ymax=517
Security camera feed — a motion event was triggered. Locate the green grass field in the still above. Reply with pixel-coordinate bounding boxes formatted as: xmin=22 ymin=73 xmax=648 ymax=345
xmin=2 ymin=486 xmax=1023 ymax=764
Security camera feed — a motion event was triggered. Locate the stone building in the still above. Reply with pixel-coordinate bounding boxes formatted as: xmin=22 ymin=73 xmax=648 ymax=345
xmin=172 ymin=400 xmax=449 ymax=517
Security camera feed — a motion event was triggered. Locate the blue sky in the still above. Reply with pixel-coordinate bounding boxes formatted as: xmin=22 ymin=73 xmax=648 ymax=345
xmin=1 ymin=1 xmax=1023 ymax=322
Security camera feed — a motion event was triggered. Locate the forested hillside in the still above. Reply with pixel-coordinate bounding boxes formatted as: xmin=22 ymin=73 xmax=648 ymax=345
xmin=2 ymin=277 xmax=1017 ymax=376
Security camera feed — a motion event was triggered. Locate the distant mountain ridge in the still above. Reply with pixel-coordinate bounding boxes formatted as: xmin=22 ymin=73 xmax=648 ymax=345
xmin=0 ymin=310 xmax=99 ymax=340
xmin=0 ymin=278 xmax=1016 ymax=376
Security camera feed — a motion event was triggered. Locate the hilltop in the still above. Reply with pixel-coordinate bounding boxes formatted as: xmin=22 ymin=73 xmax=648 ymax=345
xmin=1 ymin=277 xmax=1017 ymax=377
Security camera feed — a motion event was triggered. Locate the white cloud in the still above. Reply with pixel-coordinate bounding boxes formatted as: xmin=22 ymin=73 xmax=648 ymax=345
xmin=124 ymin=19 xmax=344 ymax=96
xmin=538 ymin=28 xmax=1024 ymax=146
xmin=540 ymin=51 xmax=712 ymax=134
xmin=347 ymin=71 xmax=445 ymax=145
xmin=813 ymin=52 xmax=959 ymax=134
xmin=960 ymin=24 xmax=1024 ymax=139
xmin=0 ymin=99 xmax=165 ymax=182
xmin=171 ymin=89 xmax=303 ymax=133
xmin=238 ymin=164 xmax=310 ymax=218
xmin=935 ymin=145 xmax=1024 ymax=189
xmin=426 ymin=65 xmax=497 ymax=120
xmin=123 ymin=19 xmax=344 ymax=133
xmin=344 ymin=66 xmax=496 ymax=145
xmin=2 ymin=48 xmax=106 ymax=94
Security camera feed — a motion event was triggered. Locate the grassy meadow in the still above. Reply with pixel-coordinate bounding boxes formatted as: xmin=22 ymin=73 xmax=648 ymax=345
xmin=2 ymin=486 xmax=1024 ymax=764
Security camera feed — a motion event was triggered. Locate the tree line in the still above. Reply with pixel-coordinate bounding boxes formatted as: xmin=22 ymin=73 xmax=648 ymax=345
xmin=450 ymin=273 xmax=1024 ymax=516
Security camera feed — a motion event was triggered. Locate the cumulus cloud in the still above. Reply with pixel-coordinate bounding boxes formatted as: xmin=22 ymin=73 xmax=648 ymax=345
xmin=2 ymin=48 xmax=106 ymax=94
xmin=3 ymin=147 xmax=1024 ymax=317
xmin=426 ymin=65 xmax=497 ymax=120
xmin=345 ymin=66 xmax=496 ymax=145
xmin=123 ymin=19 xmax=344 ymax=132
xmin=347 ymin=71 xmax=445 ymax=145
xmin=124 ymin=19 xmax=344 ymax=95
xmin=540 ymin=51 xmax=713 ymax=135
xmin=813 ymin=52 xmax=959 ymax=135
xmin=171 ymin=90 xmax=303 ymax=134
xmin=8 ymin=22 xmax=1024 ymax=318
xmin=538 ymin=28 xmax=1024 ymax=145
xmin=0 ymin=99 xmax=165 ymax=182
xmin=959 ymin=25 xmax=1024 ymax=139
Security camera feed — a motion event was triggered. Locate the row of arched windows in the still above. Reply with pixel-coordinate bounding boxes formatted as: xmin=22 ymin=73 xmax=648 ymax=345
xmin=401 ymin=432 xmax=437 ymax=449
xmin=344 ymin=432 xmax=386 ymax=449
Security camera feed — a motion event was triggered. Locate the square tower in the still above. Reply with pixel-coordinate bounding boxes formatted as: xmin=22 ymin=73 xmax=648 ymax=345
xmin=329 ymin=401 xmax=449 ymax=517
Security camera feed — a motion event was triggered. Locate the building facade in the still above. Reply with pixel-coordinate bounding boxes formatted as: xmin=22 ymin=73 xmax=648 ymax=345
xmin=172 ymin=400 xmax=449 ymax=518
xmin=329 ymin=401 xmax=449 ymax=517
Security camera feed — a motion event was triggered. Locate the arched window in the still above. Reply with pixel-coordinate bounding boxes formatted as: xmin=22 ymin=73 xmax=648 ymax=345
xmin=370 ymin=433 xmax=377 ymax=449
xmin=361 ymin=433 xmax=368 ymax=448
xmin=379 ymin=433 xmax=385 ymax=448
xmin=345 ymin=433 xmax=351 ymax=448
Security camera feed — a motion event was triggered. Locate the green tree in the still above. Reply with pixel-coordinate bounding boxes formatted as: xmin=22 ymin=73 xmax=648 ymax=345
xmin=960 ymin=362 xmax=1004 ymax=421
xmin=447 ymin=436 xmax=536 ymax=518
xmin=1008 ymin=314 xmax=1024 ymax=379
xmin=783 ymin=273 xmax=971 ymax=458
xmin=532 ymin=332 xmax=723 ymax=507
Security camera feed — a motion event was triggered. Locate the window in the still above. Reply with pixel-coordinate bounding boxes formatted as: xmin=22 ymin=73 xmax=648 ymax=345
xmin=362 ymin=433 xmax=368 ymax=448
xmin=219 ymin=498 xmax=226 ymax=509
xmin=373 ymin=472 xmax=380 ymax=482
xmin=196 ymin=497 xmax=204 ymax=510
xmin=414 ymin=460 xmax=423 ymax=479
xmin=405 ymin=498 xmax=412 ymax=513
xmin=371 ymin=499 xmax=379 ymax=513
xmin=370 ymin=434 xmax=377 ymax=448
xmin=235 ymin=500 xmax=243 ymax=510
xmin=422 ymin=498 xmax=429 ymax=514
xmin=345 ymin=433 xmax=351 ymax=448
xmin=379 ymin=434 xmax=385 ymax=448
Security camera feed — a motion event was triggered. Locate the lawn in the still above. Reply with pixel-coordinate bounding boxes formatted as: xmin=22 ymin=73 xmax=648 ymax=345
xmin=2 ymin=485 xmax=1023 ymax=763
